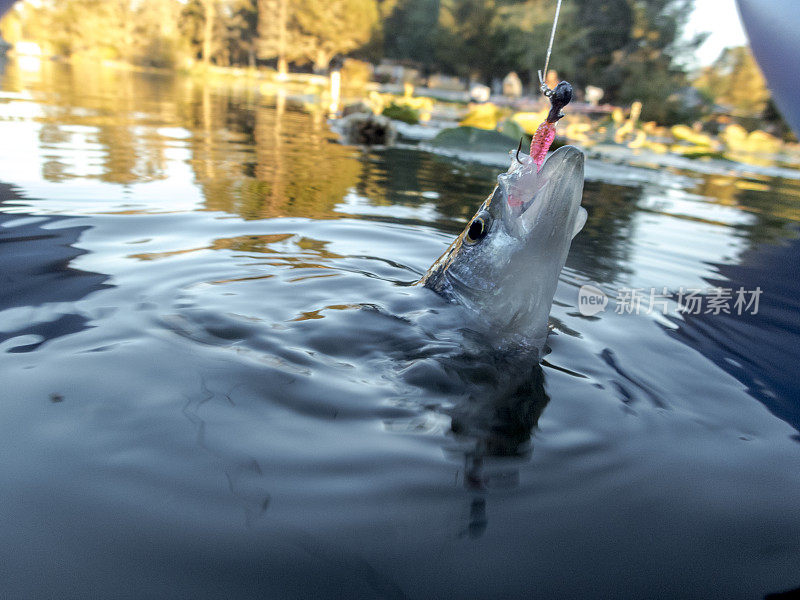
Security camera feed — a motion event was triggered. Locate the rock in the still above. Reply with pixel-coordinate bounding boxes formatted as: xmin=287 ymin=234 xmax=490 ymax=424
xmin=337 ymin=112 xmax=397 ymax=146
xmin=585 ymin=85 xmax=604 ymax=106
xmin=502 ymin=72 xmax=523 ymax=98
xmin=469 ymin=83 xmax=491 ymax=104
xmin=341 ymin=102 xmax=372 ymax=117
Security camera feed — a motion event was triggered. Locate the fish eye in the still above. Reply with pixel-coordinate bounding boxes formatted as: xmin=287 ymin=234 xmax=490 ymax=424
xmin=465 ymin=214 xmax=490 ymax=244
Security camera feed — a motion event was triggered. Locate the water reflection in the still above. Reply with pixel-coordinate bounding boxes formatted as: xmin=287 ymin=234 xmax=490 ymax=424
xmin=0 ymin=183 xmax=110 ymax=351
xmin=395 ymin=346 xmax=552 ymax=537
xmin=0 ymin=182 xmax=111 ymax=310
xmin=451 ymin=361 xmax=549 ymax=538
xmin=0 ymin=62 xmax=497 ymax=225
xmin=668 ymin=230 xmax=800 ymax=433
xmin=566 ymin=180 xmax=639 ymax=283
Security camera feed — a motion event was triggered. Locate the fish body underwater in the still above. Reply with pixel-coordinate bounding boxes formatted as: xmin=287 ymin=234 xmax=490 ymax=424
xmin=421 ymin=145 xmax=587 ymax=352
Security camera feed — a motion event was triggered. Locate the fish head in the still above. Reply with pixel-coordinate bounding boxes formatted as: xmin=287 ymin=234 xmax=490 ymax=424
xmin=422 ymin=145 xmax=587 ymax=349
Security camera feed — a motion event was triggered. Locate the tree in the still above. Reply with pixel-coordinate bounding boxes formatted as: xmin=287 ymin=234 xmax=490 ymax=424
xmin=436 ymin=0 xmax=499 ymax=80
xmin=226 ymin=0 xmax=258 ymax=67
xmin=25 ymin=0 xmax=134 ymax=60
xmin=354 ymin=0 xmax=399 ymax=62
xmin=257 ymin=0 xmax=289 ymax=74
xmin=293 ymin=0 xmax=380 ymax=71
xmin=554 ymin=0 xmax=702 ymax=122
xmin=132 ymin=0 xmax=186 ymax=68
xmin=492 ymin=0 xmax=571 ymax=90
xmin=202 ymin=0 xmax=215 ymax=66
xmin=191 ymin=0 xmax=253 ymax=67
xmin=383 ymin=0 xmax=439 ymax=67
xmin=694 ymin=46 xmax=770 ymax=116
xmin=258 ymin=0 xmax=378 ymax=72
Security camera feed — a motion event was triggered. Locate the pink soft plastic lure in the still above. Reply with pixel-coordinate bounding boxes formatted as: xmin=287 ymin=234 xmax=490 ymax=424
xmin=528 ymin=81 xmax=573 ymax=172
xmin=506 ymin=81 xmax=573 ymax=209
xmin=530 ymin=121 xmax=557 ymax=171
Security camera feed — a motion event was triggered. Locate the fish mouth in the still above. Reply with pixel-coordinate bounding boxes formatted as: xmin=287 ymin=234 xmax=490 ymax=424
xmin=510 ymin=145 xmax=585 ymax=233
xmin=537 ymin=144 xmax=584 ymax=184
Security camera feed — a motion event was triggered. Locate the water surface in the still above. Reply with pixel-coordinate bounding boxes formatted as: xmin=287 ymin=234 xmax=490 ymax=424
xmin=2 ymin=61 xmax=800 ymax=599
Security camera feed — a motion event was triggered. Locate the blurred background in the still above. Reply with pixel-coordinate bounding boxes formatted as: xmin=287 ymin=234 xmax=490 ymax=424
xmin=0 ymin=0 xmax=794 ymax=152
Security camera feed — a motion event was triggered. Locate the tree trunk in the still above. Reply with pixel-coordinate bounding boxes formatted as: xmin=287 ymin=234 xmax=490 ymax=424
xmin=314 ymin=49 xmax=329 ymax=74
xmin=257 ymin=0 xmax=288 ymax=75
xmin=202 ymin=0 xmax=214 ymax=66
xmin=277 ymin=0 xmax=287 ymax=76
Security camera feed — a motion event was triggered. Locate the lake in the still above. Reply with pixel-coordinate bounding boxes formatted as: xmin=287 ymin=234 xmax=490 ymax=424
xmin=2 ymin=60 xmax=800 ymax=599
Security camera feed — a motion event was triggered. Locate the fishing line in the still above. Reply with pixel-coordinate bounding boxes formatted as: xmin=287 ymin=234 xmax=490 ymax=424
xmin=538 ymin=0 xmax=563 ymax=97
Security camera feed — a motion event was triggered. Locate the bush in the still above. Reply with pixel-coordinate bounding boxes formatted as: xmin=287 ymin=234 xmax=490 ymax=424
xmin=134 ymin=36 xmax=185 ymax=70
xmin=382 ymin=102 xmax=420 ymax=124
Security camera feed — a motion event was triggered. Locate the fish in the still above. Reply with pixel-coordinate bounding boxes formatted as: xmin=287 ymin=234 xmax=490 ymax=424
xmin=420 ymin=143 xmax=587 ymax=351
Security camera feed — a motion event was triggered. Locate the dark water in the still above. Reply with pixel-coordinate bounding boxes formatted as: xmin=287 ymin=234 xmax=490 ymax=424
xmin=2 ymin=62 xmax=800 ymax=599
